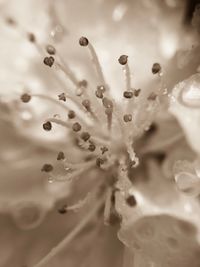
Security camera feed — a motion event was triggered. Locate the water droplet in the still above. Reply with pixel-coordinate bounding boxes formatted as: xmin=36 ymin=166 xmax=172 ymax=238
xmin=48 ymin=176 xmax=54 ymax=183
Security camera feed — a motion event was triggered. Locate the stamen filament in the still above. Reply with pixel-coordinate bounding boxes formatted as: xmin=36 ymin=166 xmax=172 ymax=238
xmin=33 ymin=195 xmax=105 ymax=267
xmin=87 ymin=43 xmax=107 ymax=88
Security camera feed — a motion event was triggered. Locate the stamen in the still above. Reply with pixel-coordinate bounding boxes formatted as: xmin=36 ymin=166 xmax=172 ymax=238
xmin=79 ymin=36 xmax=89 ymax=46
xmin=152 ymin=62 xmax=161 ymax=74
xmin=5 ymin=17 xmax=16 ymax=26
xmin=148 ymin=92 xmax=158 ymax=101
xmin=123 ymin=114 xmax=132 ymax=122
xmin=88 ymin=142 xmax=96 ymax=152
xmin=123 ymin=91 xmax=133 ymax=99
xmin=58 ymin=93 xmax=66 ymax=102
xmin=126 ymin=194 xmax=137 ymax=207
xmin=48 ymin=118 xmax=70 ymax=129
xmin=68 ymin=110 xmax=76 ymax=119
xmin=46 ymin=44 xmax=56 ymax=55
xmin=33 ymin=196 xmax=105 ymax=267
xmin=27 ymin=32 xmax=36 ymax=43
xmin=102 ymin=97 xmax=113 ymax=109
xmin=101 ymin=146 xmax=108 ymax=154
xmin=58 ymin=205 xmax=67 ymax=214
xmin=41 ymin=164 xmax=53 ymax=172
xmin=43 ymin=121 xmax=52 ymax=131
xmin=105 ymin=107 xmax=113 ymax=131
xmin=82 ymin=99 xmax=91 ymax=111
xmin=21 ymin=93 xmax=31 ymax=103
xmin=80 ymin=132 xmax=90 ymax=142
xmin=95 ymin=85 xmax=105 ymax=99
xmin=104 ymin=188 xmax=112 ymax=225
xmin=55 ymin=58 xmax=80 ymax=88
xmin=118 ymin=55 xmax=128 ymax=65
xmin=96 ymin=157 xmax=105 ymax=167
xmin=79 ymin=37 xmax=107 ymax=87
xmin=72 ymin=122 xmax=82 ymax=132
xmin=134 ymin=89 xmax=141 ymax=97
xmin=57 ymin=151 xmax=65 ymax=160
xmin=43 ymin=56 xmax=55 ymax=67
xmin=119 ymin=55 xmax=132 ymax=92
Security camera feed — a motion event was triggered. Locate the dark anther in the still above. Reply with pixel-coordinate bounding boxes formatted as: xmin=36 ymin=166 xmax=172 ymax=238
xmin=88 ymin=142 xmax=96 ymax=152
xmin=72 ymin=122 xmax=81 ymax=132
xmin=81 ymin=132 xmax=90 ymax=142
xmin=126 ymin=194 xmax=137 ymax=207
xmin=27 ymin=32 xmax=36 ymax=43
xmin=58 ymin=93 xmax=66 ymax=102
xmin=101 ymin=146 xmax=108 ymax=154
xmin=109 ymin=210 xmax=122 ymax=226
xmin=118 ymin=55 xmax=128 ymax=65
xmin=102 ymin=97 xmax=113 ymax=109
xmin=43 ymin=121 xmax=52 ymax=131
xmin=79 ymin=80 xmax=88 ymax=87
xmin=123 ymin=91 xmax=133 ymax=99
xmin=152 ymin=63 xmax=161 ymax=74
xmin=46 ymin=44 xmax=56 ymax=55
xmin=57 ymin=151 xmax=65 ymax=160
xmin=95 ymin=89 xmax=103 ymax=98
xmin=134 ymin=89 xmax=141 ymax=97
xmin=21 ymin=93 xmax=31 ymax=103
xmin=41 ymin=163 xmax=53 ymax=172
xmin=123 ymin=114 xmax=132 ymax=122
xmin=5 ymin=17 xmax=16 ymax=26
xmin=97 ymin=85 xmax=106 ymax=92
xmin=68 ymin=110 xmax=76 ymax=119
xmin=79 ymin=36 xmax=89 ymax=46
xmin=82 ymin=99 xmax=91 ymax=110
xmin=58 ymin=205 xmax=67 ymax=214
xmin=43 ymin=56 xmax=54 ymax=67
xmin=96 ymin=157 xmax=104 ymax=167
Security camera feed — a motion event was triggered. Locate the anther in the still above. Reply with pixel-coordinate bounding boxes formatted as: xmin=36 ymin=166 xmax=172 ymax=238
xmin=95 ymin=89 xmax=104 ymax=99
xmin=79 ymin=36 xmax=89 ymax=46
xmin=43 ymin=56 xmax=54 ymax=67
xmin=46 ymin=44 xmax=56 ymax=55
xmin=58 ymin=204 xmax=67 ymax=214
xmin=123 ymin=91 xmax=133 ymax=99
xmin=5 ymin=17 xmax=16 ymax=26
xmin=41 ymin=163 xmax=53 ymax=172
xmin=27 ymin=32 xmax=36 ymax=43
xmin=126 ymin=194 xmax=137 ymax=207
xmin=58 ymin=93 xmax=66 ymax=102
xmin=152 ymin=63 xmax=161 ymax=74
xmin=43 ymin=121 xmax=52 ymax=131
xmin=21 ymin=93 xmax=31 ymax=103
xmin=96 ymin=85 xmax=106 ymax=99
xmin=80 ymin=132 xmax=90 ymax=142
xmin=123 ymin=114 xmax=132 ymax=122
xmin=79 ymin=80 xmax=88 ymax=88
xmin=102 ymin=97 xmax=113 ymax=109
xmin=88 ymin=142 xmax=96 ymax=152
xmin=82 ymin=99 xmax=91 ymax=111
xmin=118 ymin=55 xmax=128 ymax=65
xmin=101 ymin=146 xmax=108 ymax=154
xmin=97 ymin=85 xmax=106 ymax=93
xmin=96 ymin=157 xmax=104 ymax=167
xmin=148 ymin=92 xmax=157 ymax=100
xmin=68 ymin=110 xmax=76 ymax=119
xmin=57 ymin=151 xmax=65 ymax=160
xmin=134 ymin=89 xmax=141 ymax=97
xmin=72 ymin=122 xmax=81 ymax=132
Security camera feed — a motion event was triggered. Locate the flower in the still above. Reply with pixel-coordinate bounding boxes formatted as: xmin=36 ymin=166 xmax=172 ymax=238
xmin=1 ymin=1 xmax=200 ymax=267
